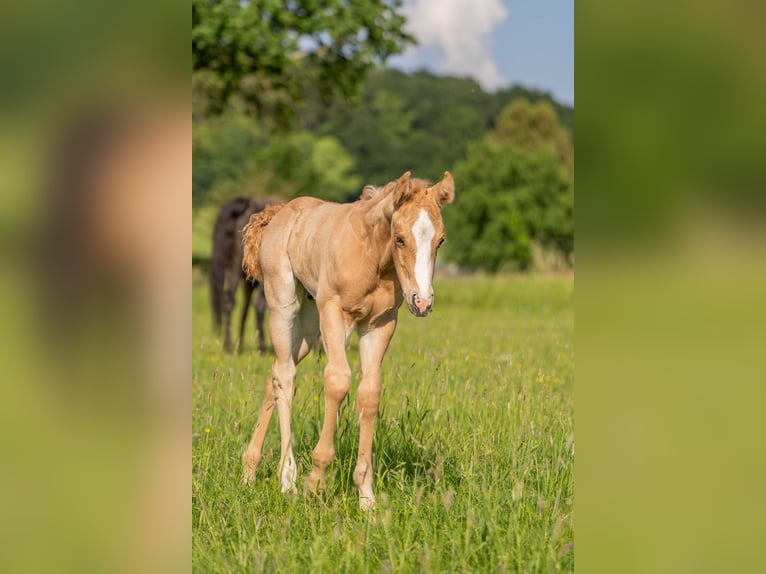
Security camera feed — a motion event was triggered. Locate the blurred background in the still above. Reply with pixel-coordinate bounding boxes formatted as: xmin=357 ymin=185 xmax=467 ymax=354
xmin=576 ymin=1 xmax=766 ymax=572
xmin=0 ymin=0 xmax=188 ymax=572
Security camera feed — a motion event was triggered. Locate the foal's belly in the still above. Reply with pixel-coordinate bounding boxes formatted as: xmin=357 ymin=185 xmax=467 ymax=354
xmin=296 ymin=275 xmax=318 ymax=300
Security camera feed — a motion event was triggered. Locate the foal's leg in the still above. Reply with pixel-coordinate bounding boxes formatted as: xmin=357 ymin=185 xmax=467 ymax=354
xmin=242 ymin=301 xmax=298 ymax=490
xmin=242 ymin=369 xmax=278 ymax=485
xmin=305 ymin=302 xmax=352 ymax=494
xmin=242 ymin=290 xmax=317 ymax=489
xmin=354 ymin=314 xmax=398 ymax=510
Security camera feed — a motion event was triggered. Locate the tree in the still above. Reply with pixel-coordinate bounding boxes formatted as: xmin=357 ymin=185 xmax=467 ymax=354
xmin=251 ymin=131 xmax=361 ymax=201
xmin=490 ymin=99 xmax=574 ymax=176
xmin=305 ymin=68 xmax=574 ymax=186
xmin=444 ymin=101 xmax=574 ymax=272
xmin=192 ymin=0 xmax=413 ymax=123
xmin=309 ymin=137 xmax=362 ymax=201
xmin=192 ymin=112 xmax=267 ymax=207
xmin=193 ymin=110 xmax=361 ymax=208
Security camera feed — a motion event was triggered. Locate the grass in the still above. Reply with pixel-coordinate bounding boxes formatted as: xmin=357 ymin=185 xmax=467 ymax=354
xmin=192 ymin=206 xmax=217 ymax=261
xmin=192 ymin=273 xmax=574 ymax=573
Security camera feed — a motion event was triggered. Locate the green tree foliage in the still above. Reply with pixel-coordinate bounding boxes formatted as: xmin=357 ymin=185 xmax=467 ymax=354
xmin=192 ymin=112 xmax=267 ymax=207
xmin=491 ymin=100 xmax=574 ymax=175
xmin=192 ymin=0 xmax=413 ymax=123
xmin=309 ymin=137 xmax=362 ymax=201
xmin=304 ymin=68 xmax=573 ymax=186
xmin=444 ymin=101 xmax=574 ymax=271
xmin=193 ymin=111 xmax=360 ymax=208
xmin=253 ymin=130 xmax=361 ymax=201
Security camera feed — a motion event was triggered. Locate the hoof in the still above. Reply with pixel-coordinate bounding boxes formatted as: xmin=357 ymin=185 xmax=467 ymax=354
xmin=359 ymin=496 xmax=377 ymax=511
xmin=242 ymin=452 xmax=261 ymax=485
xmin=304 ymin=472 xmax=326 ymax=497
xmin=278 ymin=455 xmax=298 ymax=494
xmin=241 ymin=465 xmax=256 ymax=486
xmin=281 ymin=482 xmax=298 ymax=495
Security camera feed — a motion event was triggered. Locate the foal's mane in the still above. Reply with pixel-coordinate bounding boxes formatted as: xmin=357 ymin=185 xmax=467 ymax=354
xmin=360 ymin=178 xmax=431 ymax=201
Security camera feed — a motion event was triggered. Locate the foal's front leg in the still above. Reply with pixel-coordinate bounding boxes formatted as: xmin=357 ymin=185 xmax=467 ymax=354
xmin=355 ymin=314 xmax=397 ymax=510
xmin=305 ymin=303 xmax=352 ymax=494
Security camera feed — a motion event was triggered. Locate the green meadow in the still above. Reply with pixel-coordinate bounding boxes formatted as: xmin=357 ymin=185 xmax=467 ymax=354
xmin=192 ymin=273 xmax=574 ymax=572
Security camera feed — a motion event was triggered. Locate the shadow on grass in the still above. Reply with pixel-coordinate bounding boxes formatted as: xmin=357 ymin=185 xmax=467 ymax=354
xmin=304 ymin=397 xmax=463 ymax=500
xmin=239 ymin=395 xmax=462 ymax=504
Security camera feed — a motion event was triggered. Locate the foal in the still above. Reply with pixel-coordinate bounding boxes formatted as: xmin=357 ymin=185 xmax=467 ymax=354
xmin=241 ymin=171 xmax=454 ymax=509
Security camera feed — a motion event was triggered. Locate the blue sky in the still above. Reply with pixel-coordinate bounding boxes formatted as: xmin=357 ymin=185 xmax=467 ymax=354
xmin=388 ymin=0 xmax=574 ymax=105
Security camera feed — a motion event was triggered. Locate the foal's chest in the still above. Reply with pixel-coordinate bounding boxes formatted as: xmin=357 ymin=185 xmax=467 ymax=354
xmin=345 ymin=279 xmax=401 ymax=325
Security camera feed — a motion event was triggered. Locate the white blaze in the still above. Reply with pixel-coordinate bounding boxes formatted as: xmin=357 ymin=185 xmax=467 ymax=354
xmin=412 ymin=209 xmax=436 ymax=298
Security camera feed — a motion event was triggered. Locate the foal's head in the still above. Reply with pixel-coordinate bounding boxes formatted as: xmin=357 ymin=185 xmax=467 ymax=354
xmin=389 ymin=171 xmax=455 ymax=317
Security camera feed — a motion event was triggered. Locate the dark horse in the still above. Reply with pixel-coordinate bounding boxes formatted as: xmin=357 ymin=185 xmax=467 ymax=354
xmin=210 ymin=196 xmax=283 ymax=353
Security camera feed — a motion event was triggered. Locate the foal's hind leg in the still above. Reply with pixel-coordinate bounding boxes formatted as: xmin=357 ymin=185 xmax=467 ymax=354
xmin=242 ymin=371 xmax=278 ymax=485
xmin=242 ymin=299 xmax=298 ymax=490
xmin=242 ymin=289 xmax=318 ymax=490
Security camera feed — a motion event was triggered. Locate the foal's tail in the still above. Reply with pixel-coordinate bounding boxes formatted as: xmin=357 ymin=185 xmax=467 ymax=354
xmin=242 ymin=203 xmax=287 ymax=282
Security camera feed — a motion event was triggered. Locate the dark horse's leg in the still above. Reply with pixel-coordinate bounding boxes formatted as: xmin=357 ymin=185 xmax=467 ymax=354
xmin=254 ymin=282 xmax=267 ymax=354
xmin=236 ymin=278 xmax=254 ymax=354
xmin=222 ymin=265 xmax=239 ymax=352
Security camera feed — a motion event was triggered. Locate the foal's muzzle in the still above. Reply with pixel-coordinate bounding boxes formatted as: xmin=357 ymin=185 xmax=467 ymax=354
xmin=407 ymin=292 xmax=433 ymax=317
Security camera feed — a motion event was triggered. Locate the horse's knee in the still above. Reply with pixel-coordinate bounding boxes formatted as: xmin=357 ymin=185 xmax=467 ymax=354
xmin=357 ymin=374 xmax=381 ymax=416
xmin=324 ymin=365 xmax=351 ymax=401
xmin=357 ymin=389 xmax=380 ymax=418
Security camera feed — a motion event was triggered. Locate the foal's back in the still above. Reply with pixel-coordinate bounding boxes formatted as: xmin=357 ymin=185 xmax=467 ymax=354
xmin=264 ymin=197 xmax=372 ymax=300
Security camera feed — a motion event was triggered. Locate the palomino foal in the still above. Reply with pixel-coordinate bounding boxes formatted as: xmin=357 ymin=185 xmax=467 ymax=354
xmin=240 ymin=171 xmax=454 ymax=509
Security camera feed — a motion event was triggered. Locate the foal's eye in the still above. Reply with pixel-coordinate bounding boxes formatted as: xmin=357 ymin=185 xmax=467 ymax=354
xmin=437 ymin=236 xmax=446 ymax=247
xmin=394 ymin=235 xmax=405 ymax=247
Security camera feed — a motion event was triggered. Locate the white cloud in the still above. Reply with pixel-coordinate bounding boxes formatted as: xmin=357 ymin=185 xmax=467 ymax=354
xmin=400 ymin=0 xmax=509 ymax=90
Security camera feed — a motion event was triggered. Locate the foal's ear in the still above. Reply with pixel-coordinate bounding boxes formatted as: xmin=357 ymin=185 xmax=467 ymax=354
xmin=431 ymin=171 xmax=455 ymax=207
xmin=393 ymin=171 xmax=413 ymax=208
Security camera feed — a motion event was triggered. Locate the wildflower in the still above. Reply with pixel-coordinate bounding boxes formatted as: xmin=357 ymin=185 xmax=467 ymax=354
xmin=204 ymin=427 xmax=211 ymax=433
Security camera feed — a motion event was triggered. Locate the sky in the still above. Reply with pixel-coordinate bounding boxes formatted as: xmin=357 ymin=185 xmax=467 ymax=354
xmin=388 ymin=0 xmax=574 ymax=106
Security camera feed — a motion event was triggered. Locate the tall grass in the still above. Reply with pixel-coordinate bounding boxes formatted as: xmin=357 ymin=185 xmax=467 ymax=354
xmin=193 ymin=274 xmax=574 ymax=572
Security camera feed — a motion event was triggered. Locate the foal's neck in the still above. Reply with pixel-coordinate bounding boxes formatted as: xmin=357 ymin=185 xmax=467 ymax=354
xmin=361 ymin=192 xmax=396 ymax=275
